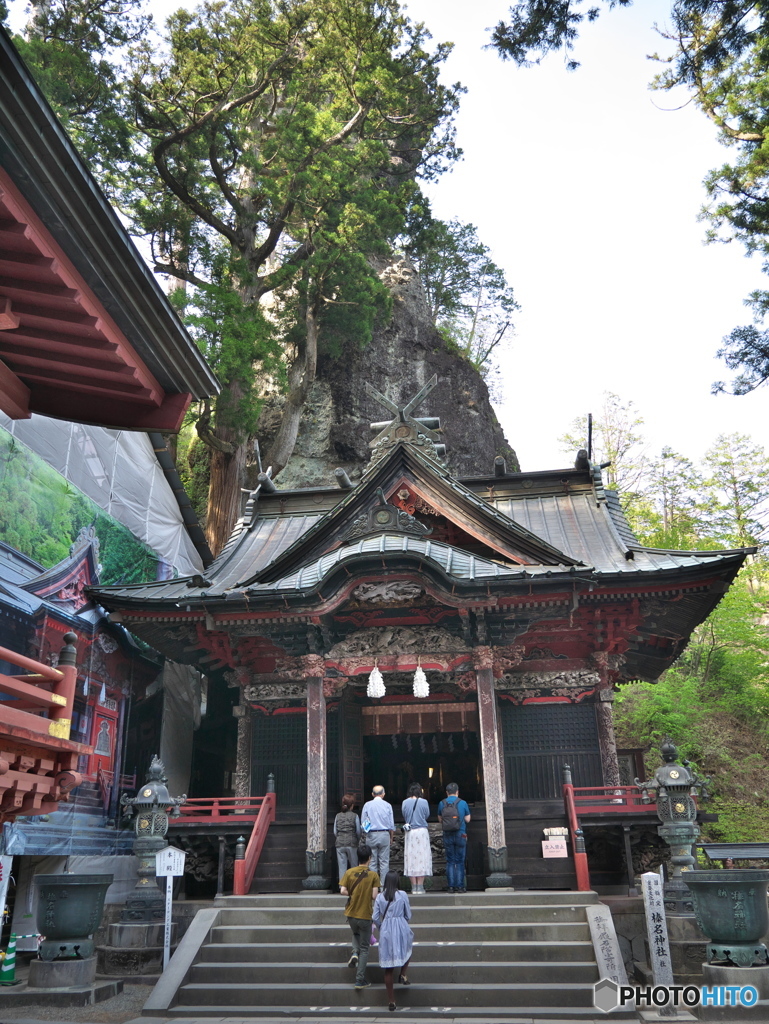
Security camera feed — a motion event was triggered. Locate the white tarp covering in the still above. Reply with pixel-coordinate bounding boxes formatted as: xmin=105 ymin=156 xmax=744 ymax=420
xmin=0 ymin=413 xmax=202 ymax=575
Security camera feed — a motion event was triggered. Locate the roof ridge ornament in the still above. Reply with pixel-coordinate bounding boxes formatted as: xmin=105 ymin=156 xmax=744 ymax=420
xmin=364 ymin=375 xmax=446 ymax=473
xmin=346 ymin=488 xmax=433 ymax=541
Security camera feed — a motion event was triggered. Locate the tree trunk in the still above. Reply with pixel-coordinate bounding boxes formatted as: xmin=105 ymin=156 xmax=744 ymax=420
xmin=265 ymin=294 xmax=319 ymax=477
xmin=199 ymin=380 xmax=249 ymax=558
xmin=205 ymin=439 xmax=246 ymax=557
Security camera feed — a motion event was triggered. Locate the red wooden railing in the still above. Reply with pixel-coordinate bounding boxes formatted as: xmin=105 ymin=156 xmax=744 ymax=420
xmin=0 ymin=633 xmax=86 ymax=820
xmin=176 ymin=796 xmax=270 ymax=825
xmin=97 ymin=767 xmax=136 ymax=812
xmin=0 ymin=638 xmax=77 ymax=742
xmin=569 ymin=784 xmax=651 ymax=814
xmin=562 ymin=767 xmax=592 ymax=891
xmin=562 ymin=765 xmax=666 ymax=892
xmin=233 ymin=792 xmax=277 ymax=896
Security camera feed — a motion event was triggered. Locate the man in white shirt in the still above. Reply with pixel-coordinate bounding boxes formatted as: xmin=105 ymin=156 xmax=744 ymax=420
xmin=360 ymin=785 xmax=394 ymax=879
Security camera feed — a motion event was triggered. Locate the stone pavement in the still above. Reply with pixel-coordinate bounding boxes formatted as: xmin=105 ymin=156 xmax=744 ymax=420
xmin=0 ymin=1018 xmax=649 ymax=1024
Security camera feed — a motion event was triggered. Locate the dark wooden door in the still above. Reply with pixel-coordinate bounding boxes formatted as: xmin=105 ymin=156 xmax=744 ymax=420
xmin=500 ymin=701 xmax=603 ymax=800
xmin=250 ymin=710 xmax=307 ymax=810
xmin=341 ymin=702 xmax=364 ymax=802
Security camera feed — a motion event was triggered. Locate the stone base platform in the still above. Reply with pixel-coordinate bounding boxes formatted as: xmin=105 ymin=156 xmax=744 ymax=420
xmin=97 ymin=944 xmax=167 ymax=975
xmin=0 ymin=978 xmax=122 ymax=1007
xmin=97 ymin=920 xmax=176 ymax=975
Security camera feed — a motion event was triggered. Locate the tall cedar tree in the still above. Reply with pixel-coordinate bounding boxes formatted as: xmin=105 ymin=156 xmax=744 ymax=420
xmin=11 ymin=0 xmax=461 ymax=555
xmin=124 ymin=0 xmax=461 ymax=554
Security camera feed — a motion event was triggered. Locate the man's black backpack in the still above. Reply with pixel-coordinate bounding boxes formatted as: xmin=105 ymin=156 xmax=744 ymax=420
xmin=440 ymin=797 xmax=461 ymax=831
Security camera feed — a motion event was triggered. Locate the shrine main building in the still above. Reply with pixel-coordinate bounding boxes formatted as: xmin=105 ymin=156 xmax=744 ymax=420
xmin=93 ymin=378 xmax=750 ymax=889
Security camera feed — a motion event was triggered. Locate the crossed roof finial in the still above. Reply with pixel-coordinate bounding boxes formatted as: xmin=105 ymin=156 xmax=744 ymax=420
xmin=365 ymin=374 xmax=440 ymax=449
xmin=363 ymin=375 xmax=444 ymax=473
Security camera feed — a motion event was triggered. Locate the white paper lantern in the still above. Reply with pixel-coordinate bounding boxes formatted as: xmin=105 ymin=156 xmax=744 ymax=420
xmin=367 ymin=665 xmax=386 ymax=698
xmin=412 ymin=666 xmax=429 ymax=698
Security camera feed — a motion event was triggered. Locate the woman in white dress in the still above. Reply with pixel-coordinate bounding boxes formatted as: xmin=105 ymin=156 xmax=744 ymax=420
xmin=401 ymin=782 xmax=432 ymax=894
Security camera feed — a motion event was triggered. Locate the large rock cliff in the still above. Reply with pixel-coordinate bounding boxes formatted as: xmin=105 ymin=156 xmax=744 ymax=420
xmin=257 ymin=259 xmax=518 ymax=489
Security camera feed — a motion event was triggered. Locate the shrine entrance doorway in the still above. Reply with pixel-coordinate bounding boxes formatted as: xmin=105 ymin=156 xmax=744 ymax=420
xmin=361 ymin=702 xmax=481 ymax=807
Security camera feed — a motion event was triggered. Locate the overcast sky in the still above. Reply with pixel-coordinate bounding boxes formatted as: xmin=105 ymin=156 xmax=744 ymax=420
xmin=405 ymin=0 xmax=769 ymax=472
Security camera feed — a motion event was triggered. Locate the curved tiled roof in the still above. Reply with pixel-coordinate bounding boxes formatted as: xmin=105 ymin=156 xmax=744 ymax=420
xmin=488 ymin=488 xmax=745 ymax=575
xmin=247 ymin=533 xmax=557 ymax=594
xmin=92 ymin=462 xmax=752 ymax=608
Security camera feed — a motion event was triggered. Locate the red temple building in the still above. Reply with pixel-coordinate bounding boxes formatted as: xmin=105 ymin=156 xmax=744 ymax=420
xmin=0 ymin=25 xmax=218 ymax=838
xmin=93 ymin=378 xmax=752 ymax=890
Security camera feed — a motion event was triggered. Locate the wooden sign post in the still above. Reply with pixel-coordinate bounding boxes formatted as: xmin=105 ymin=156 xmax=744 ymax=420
xmin=155 ymin=847 xmax=186 ymax=970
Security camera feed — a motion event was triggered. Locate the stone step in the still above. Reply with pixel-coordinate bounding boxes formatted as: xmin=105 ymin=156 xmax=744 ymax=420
xmin=214 ymin=891 xmax=600 ymax=908
xmin=210 ymin=921 xmax=592 ymax=943
xmin=197 ymin=939 xmax=596 ymax=964
xmin=256 ymin=846 xmax=308 ymax=861
xmin=188 ymin=960 xmax=599 ymax=985
xmin=251 ymin=878 xmax=306 ymax=893
xmin=163 ymin=890 xmax=622 ymax=1020
xmin=215 ymin=904 xmax=591 ymax=926
xmin=164 ymin=1005 xmax=636 ymax=1020
xmin=174 ymin=980 xmax=604 ymax=1009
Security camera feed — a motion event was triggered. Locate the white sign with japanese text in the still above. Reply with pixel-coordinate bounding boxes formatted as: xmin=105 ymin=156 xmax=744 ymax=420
xmin=156 ymin=847 xmax=186 ymax=970
xmin=641 ymin=871 xmax=676 ymax=996
xmin=542 ymin=838 xmax=568 ymax=858
xmin=156 ymin=847 xmax=186 ymax=878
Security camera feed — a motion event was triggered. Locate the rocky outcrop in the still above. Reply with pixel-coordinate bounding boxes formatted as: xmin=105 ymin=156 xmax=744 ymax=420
xmin=256 ymin=259 xmax=518 ymax=489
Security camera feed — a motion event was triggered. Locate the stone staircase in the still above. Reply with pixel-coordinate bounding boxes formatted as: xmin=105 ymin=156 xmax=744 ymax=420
xmin=144 ymin=891 xmax=636 ymax=1019
xmin=251 ymin=821 xmax=308 ymax=892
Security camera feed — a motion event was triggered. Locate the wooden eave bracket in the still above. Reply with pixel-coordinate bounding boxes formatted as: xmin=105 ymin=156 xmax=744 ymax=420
xmin=0 ymin=296 xmax=21 ymax=330
xmin=0 ymin=352 xmax=30 ymax=418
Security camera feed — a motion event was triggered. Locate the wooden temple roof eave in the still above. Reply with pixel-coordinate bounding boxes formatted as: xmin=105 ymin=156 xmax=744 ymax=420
xmin=94 ymin=549 xmax=747 ymax=624
xmin=91 ymin=540 xmax=750 ymax=613
xmin=0 ymin=28 xmax=219 ymax=425
xmin=238 ymin=444 xmax=581 ymax=588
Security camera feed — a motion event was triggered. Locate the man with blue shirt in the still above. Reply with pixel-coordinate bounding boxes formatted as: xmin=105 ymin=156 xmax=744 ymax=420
xmin=360 ymin=785 xmax=394 ymax=879
xmin=438 ymin=782 xmax=471 ymax=893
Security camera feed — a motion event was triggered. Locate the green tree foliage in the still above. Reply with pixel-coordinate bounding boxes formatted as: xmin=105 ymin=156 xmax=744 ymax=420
xmin=9 ymin=0 xmax=150 ymax=173
xmin=7 ymin=0 xmax=462 ymax=554
xmin=121 ymin=0 xmax=461 ymax=551
xmin=651 ymin=2 xmax=769 ymax=397
xmin=404 ymin=213 xmax=519 ymax=376
xmin=614 ymin=571 xmax=769 ymax=842
xmin=489 ymin=0 xmax=632 ymax=69
xmin=560 ymin=394 xmax=769 ymax=556
xmin=633 ymin=447 xmax=705 ymax=549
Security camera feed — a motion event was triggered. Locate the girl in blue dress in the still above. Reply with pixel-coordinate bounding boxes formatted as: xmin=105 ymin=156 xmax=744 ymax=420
xmin=372 ymin=870 xmax=413 ymax=1011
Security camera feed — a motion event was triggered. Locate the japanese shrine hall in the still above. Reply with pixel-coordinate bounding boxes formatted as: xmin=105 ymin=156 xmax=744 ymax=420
xmin=93 ymin=379 xmax=750 ymax=890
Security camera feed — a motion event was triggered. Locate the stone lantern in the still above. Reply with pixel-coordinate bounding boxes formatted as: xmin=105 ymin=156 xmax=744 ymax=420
xmin=98 ymin=756 xmax=185 ymax=976
xmin=120 ymin=755 xmax=186 ymax=922
xmin=636 ymin=738 xmax=709 ymax=914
